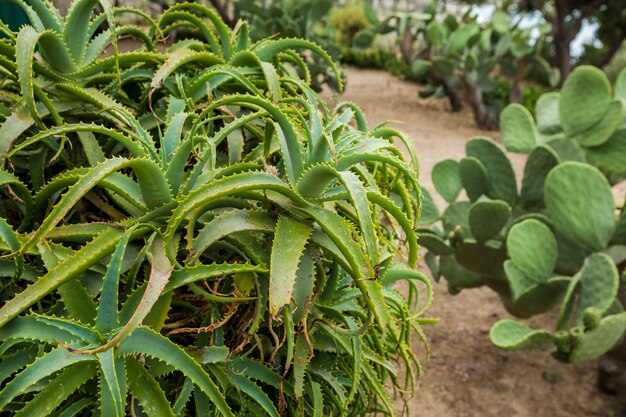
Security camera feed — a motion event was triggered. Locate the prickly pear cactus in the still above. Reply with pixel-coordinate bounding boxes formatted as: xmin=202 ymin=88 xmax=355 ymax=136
xmin=423 ymin=85 xmax=626 ymax=363
xmin=501 ymin=66 xmax=626 ymax=180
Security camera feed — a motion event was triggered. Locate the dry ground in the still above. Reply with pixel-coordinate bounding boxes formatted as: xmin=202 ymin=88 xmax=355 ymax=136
xmin=326 ymin=67 xmax=625 ymax=417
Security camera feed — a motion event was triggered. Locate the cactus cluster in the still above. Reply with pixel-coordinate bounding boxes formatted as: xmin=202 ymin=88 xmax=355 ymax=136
xmin=502 ymin=65 xmax=626 ymax=182
xmin=352 ymin=5 xmax=557 ymax=129
xmin=421 ymin=66 xmax=626 ymax=363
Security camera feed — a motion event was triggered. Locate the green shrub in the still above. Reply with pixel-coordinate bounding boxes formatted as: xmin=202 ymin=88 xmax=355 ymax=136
xmin=329 ymin=2 xmax=373 ymax=48
xmin=420 ymin=66 xmax=626 ymax=364
xmin=0 ymin=1 xmax=431 ymax=415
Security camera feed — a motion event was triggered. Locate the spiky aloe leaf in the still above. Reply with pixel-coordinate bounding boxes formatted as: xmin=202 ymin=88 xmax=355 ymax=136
xmin=0 ymin=344 xmax=97 ymax=410
xmin=13 ymin=362 xmax=97 ymax=417
xmin=119 ymin=327 xmax=234 ymax=417
xmin=269 ymin=215 xmax=312 ymax=315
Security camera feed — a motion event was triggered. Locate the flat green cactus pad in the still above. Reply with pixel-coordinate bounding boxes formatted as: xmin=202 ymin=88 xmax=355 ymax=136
xmin=534 ymin=92 xmax=561 ymax=134
xmin=545 ymin=137 xmax=585 ymax=162
xmin=432 ymin=159 xmax=462 ymax=203
xmin=418 ymin=187 xmax=440 ymax=225
xmin=489 ymin=320 xmax=554 ymax=350
xmin=574 ymin=99 xmax=624 ymax=147
xmin=440 ymin=254 xmax=483 ymax=294
xmin=615 ymin=67 xmax=626 ymax=102
xmin=544 ymin=162 xmax=615 ymax=252
xmin=417 ymin=230 xmax=453 ymax=255
xmin=506 ymin=219 xmax=557 ymax=281
xmin=466 ymin=137 xmax=517 ymax=204
xmin=520 ymin=145 xmax=560 ymax=209
xmin=559 ymin=65 xmax=612 ymax=137
xmin=500 ymin=104 xmax=538 ymax=153
xmin=510 ymin=276 xmax=570 ymax=318
xmin=576 ymin=252 xmax=620 ymax=325
xmin=469 ymin=199 xmax=510 ymax=243
xmin=458 ymin=156 xmax=488 ymax=201
xmin=455 ymin=241 xmax=507 ymax=279
xmin=442 ymin=201 xmax=471 ymax=235
xmin=585 ymin=129 xmax=626 ymax=174
xmin=568 ymin=312 xmax=626 ymax=364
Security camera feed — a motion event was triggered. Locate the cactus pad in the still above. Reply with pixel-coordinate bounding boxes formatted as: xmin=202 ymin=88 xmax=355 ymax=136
xmin=520 ymin=145 xmax=560 ymax=209
xmin=576 ymin=252 xmax=619 ymax=325
xmin=455 ymin=241 xmax=507 ymax=279
xmin=466 ymin=137 xmax=517 ymax=204
xmin=489 ymin=320 xmax=554 ymax=350
xmin=585 ymin=128 xmax=626 ymax=174
xmin=534 ymin=92 xmax=561 ymax=134
xmin=469 ymin=199 xmax=510 ymax=243
xmin=439 ymin=254 xmax=483 ymax=294
xmin=544 ymin=162 xmax=615 ymax=252
xmin=568 ymin=312 xmax=626 ymax=364
xmin=458 ymin=156 xmax=488 ymax=201
xmin=506 ymin=219 xmax=557 ymax=281
xmin=500 ymin=104 xmax=538 ymax=153
xmin=432 ymin=159 xmax=462 ymax=203
xmin=574 ymin=99 xmax=624 ymax=147
xmin=559 ymin=65 xmax=612 ymax=136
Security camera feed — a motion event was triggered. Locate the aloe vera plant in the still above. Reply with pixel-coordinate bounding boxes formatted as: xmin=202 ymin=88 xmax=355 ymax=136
xmin=0 ymin=1 xmax=431 ymax=415
xmin=421 ymin=65 xmax=626 ymax=366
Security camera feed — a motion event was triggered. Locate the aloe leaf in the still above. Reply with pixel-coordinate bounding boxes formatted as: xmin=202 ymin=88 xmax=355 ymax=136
xmin=228 ymin=371 xmax=280 ymax=417
xmin=254 ymin=38 xmax=342 ymax=91
xmin=269 ymin=215 xmax=312 ymax=315
xmin=339 ymin=170 xmax=378 ymax=263
xmin=366 ymin=191 xmax=418 ymax=266
xmin=0 ymin=315 xmax=95 ymax=345
xmin=151 ymin=48 xmax=223 ymax=93
xmin=190 ymin=210 xmax=276 ymax=263
xmin=97 ymin=349 xmax=126 ymax=417
xmin=13 ymin=362 xmax=97 ymax=417
xmin=0 ymin=344 xmax=96 ymax=410
xmin=23 ymin=157 xmax=170 ymax=254
xmin=96 ymin=225 xmax=140 ymax=333
xmin=126 ymin=357 xmax=175 ymax=417
xmin=119 ymin=327 xmax=234 ymax=417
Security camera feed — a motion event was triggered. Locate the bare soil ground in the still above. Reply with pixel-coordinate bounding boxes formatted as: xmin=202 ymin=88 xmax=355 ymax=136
xmin=327 ymin=67 xmax=625 ymax=417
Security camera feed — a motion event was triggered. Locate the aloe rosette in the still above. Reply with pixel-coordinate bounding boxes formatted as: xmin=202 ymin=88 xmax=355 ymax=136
xmin=0 ymin=1 xmax=431 ymax=416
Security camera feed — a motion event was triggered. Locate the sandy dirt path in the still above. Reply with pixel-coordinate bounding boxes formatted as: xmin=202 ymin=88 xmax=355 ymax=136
xmin=328 ymin=67 xmax=624 ymax=417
